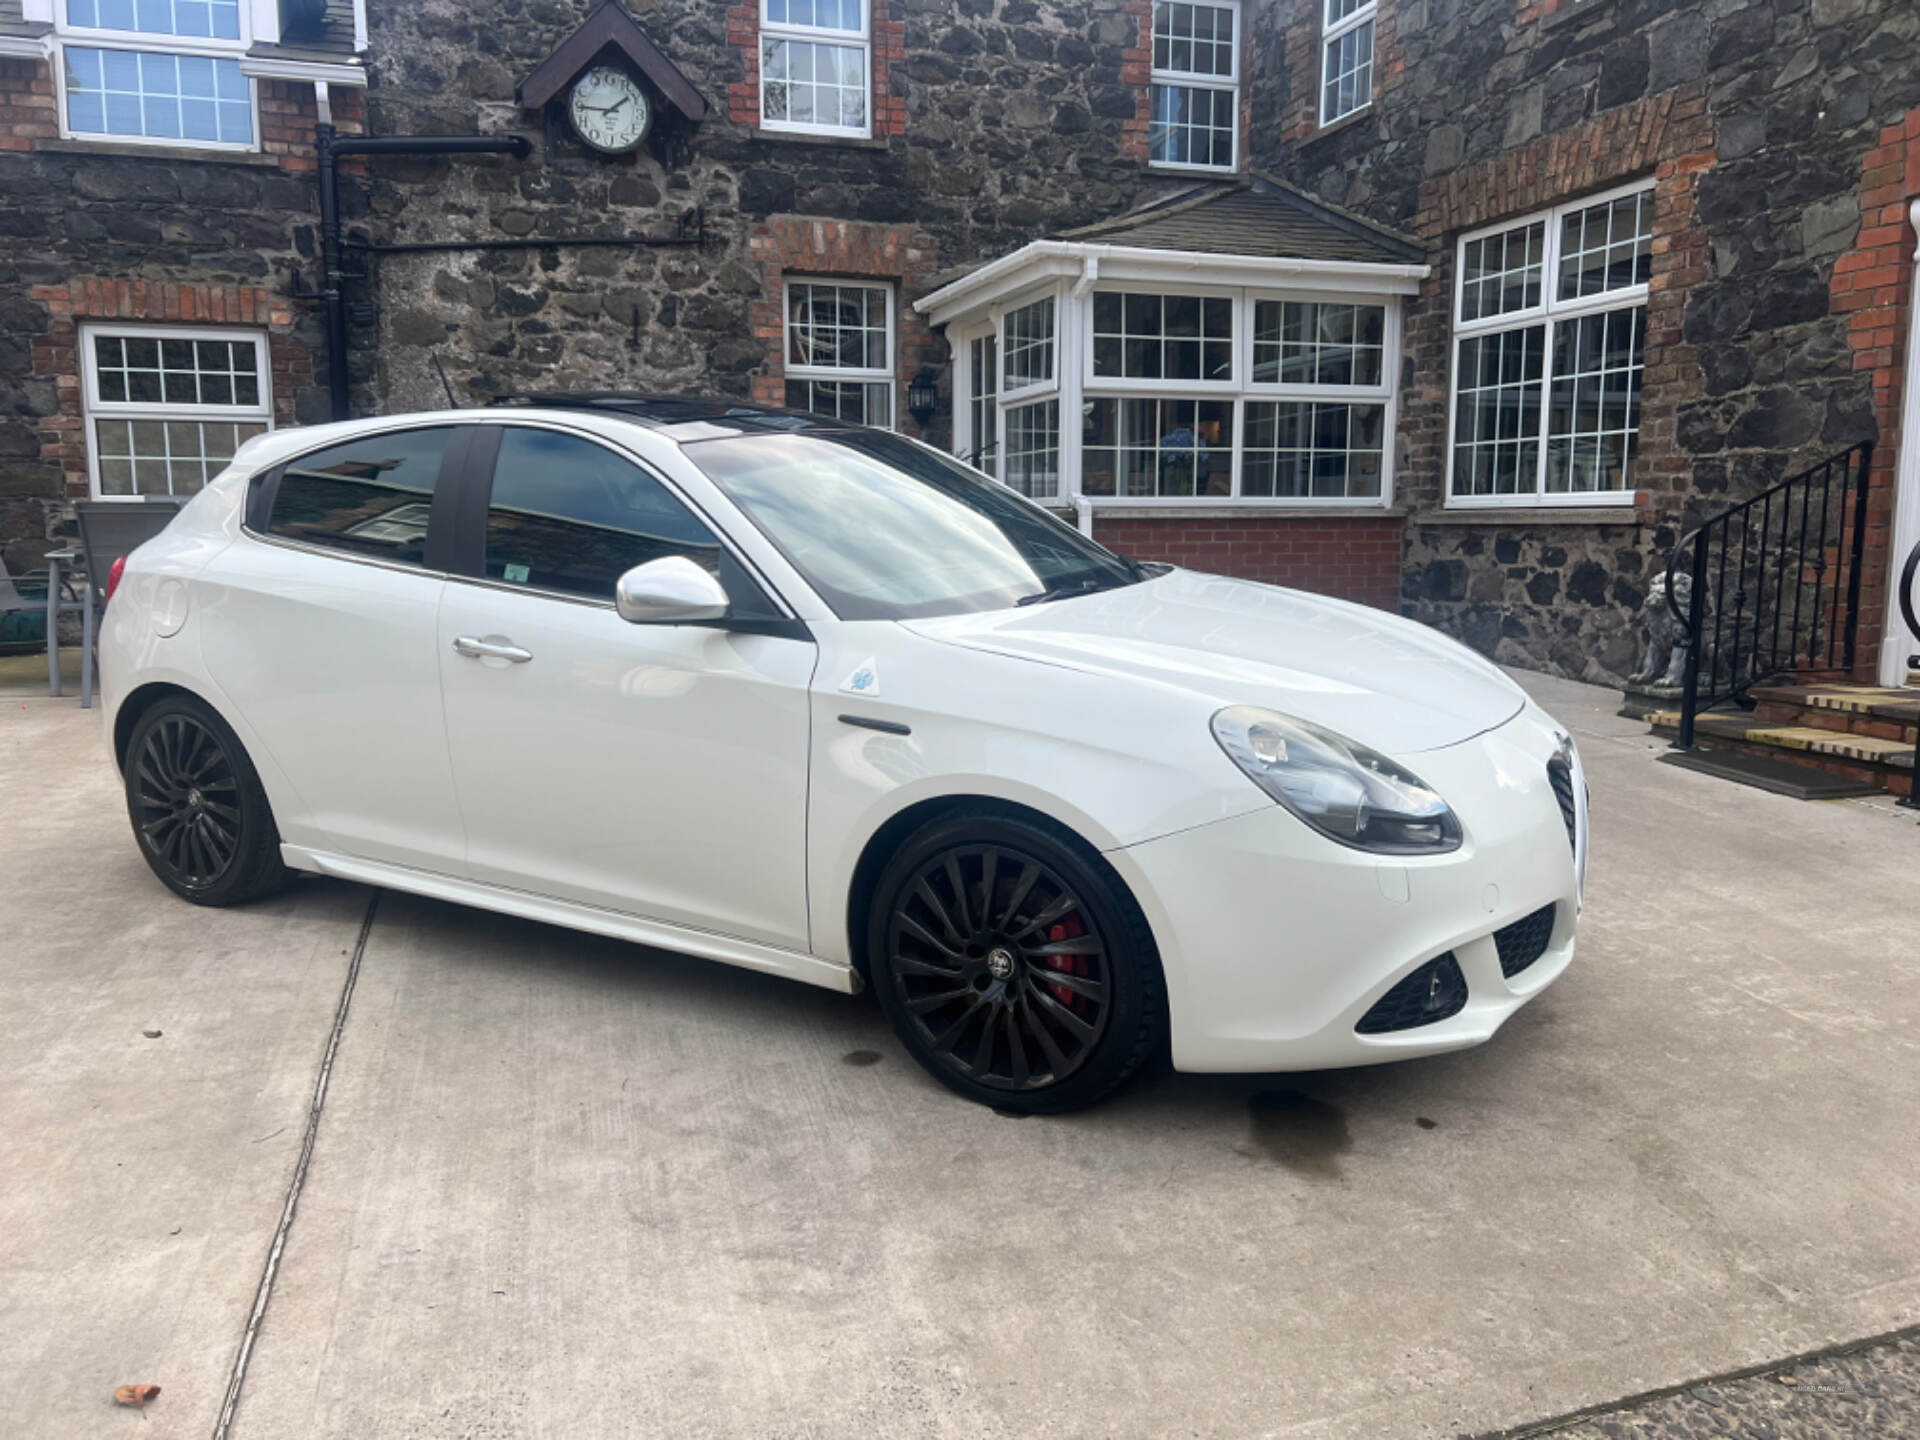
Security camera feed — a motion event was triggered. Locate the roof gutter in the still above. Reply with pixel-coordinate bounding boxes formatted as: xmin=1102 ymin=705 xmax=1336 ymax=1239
xmin=916 ymin=239 xmax=1430 ymax=325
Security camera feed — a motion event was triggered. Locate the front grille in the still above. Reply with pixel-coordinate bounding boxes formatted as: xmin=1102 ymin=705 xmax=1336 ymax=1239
xmin=1546 ymin=753 xmax=1577 ymax=853
xmin=1355 ymin=953 xmax=1468 ymax=1034
xmin=1494 ymin=903 xmax=1557 ymax=979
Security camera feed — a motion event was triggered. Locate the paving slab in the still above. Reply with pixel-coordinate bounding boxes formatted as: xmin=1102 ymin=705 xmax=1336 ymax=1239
xmin=0 ymin=689 xmax=372 ymax=1440
xmin=219 ymin=670 xmax=1920 ymax=1439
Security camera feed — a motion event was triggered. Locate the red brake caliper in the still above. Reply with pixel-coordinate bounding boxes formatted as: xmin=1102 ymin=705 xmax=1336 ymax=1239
xmin=1045 ymin=915 xmax=1088 ymax=1013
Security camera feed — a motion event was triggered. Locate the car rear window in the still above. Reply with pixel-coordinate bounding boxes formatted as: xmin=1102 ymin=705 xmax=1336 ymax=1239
xmin=265 ymin=426 xmax=454 ymax=567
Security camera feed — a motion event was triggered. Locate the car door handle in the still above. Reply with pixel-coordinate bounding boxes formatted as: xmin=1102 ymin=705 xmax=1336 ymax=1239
xmin=452 ymin=635 xmax=533 ymax=663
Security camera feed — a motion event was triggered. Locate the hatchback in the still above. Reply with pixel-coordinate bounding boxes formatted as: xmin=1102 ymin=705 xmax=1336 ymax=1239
xmin=101 ymin=396 xmax=1586 ymax=1111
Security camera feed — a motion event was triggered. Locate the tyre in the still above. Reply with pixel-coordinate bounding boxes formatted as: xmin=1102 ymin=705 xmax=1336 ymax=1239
xmin=124 ymin=694 xmax=291 ymax=907
xmin=867 ymin=808 xmax=1165 ymax=1113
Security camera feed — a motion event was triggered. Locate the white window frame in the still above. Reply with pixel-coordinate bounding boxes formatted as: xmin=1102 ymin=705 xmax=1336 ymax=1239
xmin=946 ymin=277 xmax=1403 ymax=509
xmin=758 ymin=0 xmax=872 ymax=140
xmin=80 ymin=322 xmax=273 ymax=501
xmin=782 ymin=278 xmax=895 ymax=429
xmin=1147 ymin=0 xmax=1240 ymax=174
xmin=952 ymin=318 xmax=999 ymax=476
xmin=52 ymin=0 xmax=262 ymax=152
xmin=1445 ymin=177 xmax=1654 ymax=510
xmin=1319 ymin=0 xmax=1376 ymax=127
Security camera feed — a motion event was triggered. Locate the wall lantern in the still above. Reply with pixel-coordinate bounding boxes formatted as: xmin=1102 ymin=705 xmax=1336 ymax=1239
xmin=907 ymin=367 xmax=940 ymax=427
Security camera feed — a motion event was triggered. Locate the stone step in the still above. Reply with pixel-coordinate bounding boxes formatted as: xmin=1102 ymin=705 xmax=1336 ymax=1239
xmin=1748 ymin=682 xmax=1920 ymax=722
xmin=1643 ymin=707 xmax=1914 ymax=800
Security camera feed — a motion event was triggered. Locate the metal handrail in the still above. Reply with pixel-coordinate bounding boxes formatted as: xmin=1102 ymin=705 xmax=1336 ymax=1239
xmin=1900 ymin=538 xmax=1920 ymax=815
xmin=1667 ymin=440 xmax=1874 ymax=749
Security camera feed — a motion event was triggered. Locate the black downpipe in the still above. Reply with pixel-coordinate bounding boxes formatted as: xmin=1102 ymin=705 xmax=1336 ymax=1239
xmin=315 ymin=125 xmax=532 ymax=422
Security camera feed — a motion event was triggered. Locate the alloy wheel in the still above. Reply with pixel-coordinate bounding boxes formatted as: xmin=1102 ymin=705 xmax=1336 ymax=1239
xmin=132 ymin=714 xmax=243 ymax=891
xmin=884 ymin=844 xmax=1113 ymax=1092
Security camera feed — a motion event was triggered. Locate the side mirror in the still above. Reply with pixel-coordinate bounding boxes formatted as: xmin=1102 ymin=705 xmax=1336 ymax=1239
xmin=614 ymin=555 xmax=729 ymax=625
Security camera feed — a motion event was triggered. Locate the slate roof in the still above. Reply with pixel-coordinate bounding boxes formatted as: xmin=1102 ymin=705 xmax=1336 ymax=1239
xmin=1052 ymin=176 xmax=1424 ymax=266
xmin=0 ymin=0 xmax=50 ymax=38
xmin=248 ymin=0 xmax=361 ymax=63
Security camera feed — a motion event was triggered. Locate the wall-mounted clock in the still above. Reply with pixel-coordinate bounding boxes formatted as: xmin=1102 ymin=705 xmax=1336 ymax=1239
xmin=568 ymin=65 xmax=651 ymax=154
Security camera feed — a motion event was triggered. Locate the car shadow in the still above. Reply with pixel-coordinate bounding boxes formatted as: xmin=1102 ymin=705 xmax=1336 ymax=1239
xmin=305 ymin=876 xmax=1561 ymax=1167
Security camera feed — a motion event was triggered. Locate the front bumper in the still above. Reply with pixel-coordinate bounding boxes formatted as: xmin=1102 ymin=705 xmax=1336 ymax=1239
xmin=1108 ymin=705 xmax=1584 ymax=1073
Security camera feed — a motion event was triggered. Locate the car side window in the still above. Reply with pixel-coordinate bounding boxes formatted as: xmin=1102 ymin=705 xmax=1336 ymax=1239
xmin=266 ymin=427 xmax=454 ymax=567
xmin=483 ymin=427 xmax=731 ymax=604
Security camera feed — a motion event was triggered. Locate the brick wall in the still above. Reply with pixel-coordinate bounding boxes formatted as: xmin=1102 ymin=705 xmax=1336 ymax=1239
xmin=1832 ymin=106 xmax=1920 ymax=678
xmin=726 ymin=1 xmax=906 ymax=138
xmin=1092 ymin=515 xmax=1404 ymax=611
xmin=26 ymin=280 xmax=311 ymax=503
xmin=745 ymin=217 xmax=941 ymax=440
xmin=0 ymin=58 xmax=357 ymax=172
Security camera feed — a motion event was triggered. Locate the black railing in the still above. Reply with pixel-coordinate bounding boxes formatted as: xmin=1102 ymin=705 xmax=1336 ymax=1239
xmin=1900 ymin=537 xmax=1920 ymax=815
xmin=1668 ymin=441 xmax=1874 ymax=749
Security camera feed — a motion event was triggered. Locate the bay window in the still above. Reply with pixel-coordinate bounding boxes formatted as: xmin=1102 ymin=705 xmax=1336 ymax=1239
xmin=1448 ymin=181 xmax=1653 ymax=505
xmin=784 ymin=279 xmax=894 ymax=427
xmin=940 ymin=276 xmax=1403 ymax=509
xmin=57 ymin=0 xmax=256 ymax=148
xmin=760 ymin=0 xmax=870 ymax=138
xmin=1148 ymin=0 xmax=1239 ymax=171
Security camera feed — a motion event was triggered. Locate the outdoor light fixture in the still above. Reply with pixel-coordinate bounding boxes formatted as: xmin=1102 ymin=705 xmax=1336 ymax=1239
xmin=907 ymin=367 xmax=939 ymax=427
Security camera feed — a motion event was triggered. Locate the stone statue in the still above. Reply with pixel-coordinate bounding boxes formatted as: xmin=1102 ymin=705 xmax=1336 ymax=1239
xmin=1629 ymin=569 xmax=1695 ymax=689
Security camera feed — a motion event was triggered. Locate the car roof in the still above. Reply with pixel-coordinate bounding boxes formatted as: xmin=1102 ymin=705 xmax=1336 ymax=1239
xmin=484 ymin=392 xmax=865 ymax=434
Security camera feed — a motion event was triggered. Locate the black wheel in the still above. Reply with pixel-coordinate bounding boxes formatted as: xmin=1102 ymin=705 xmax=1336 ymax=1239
xmin=124 ymin=695 xmax=290 ymax=907
xmin=868 ymin=808 xmax=1164 ymax=1113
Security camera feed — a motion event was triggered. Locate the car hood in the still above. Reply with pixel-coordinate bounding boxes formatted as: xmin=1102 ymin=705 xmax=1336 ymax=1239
xmin=902 ymin=569 xmax=1526 ymax=754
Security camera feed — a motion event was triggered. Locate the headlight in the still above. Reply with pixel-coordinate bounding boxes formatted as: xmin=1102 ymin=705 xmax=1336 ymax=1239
xmin=1211 ymin=706 xmax=1462 ymax=855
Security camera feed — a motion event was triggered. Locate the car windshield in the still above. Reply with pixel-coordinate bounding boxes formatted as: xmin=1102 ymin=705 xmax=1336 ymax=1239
xmin=684 ymin=428 xmax=1142 ymax=621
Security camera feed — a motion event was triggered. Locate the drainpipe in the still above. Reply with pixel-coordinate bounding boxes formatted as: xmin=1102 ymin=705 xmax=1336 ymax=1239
xmin=314 ymin=126 xmax=531 ymax=421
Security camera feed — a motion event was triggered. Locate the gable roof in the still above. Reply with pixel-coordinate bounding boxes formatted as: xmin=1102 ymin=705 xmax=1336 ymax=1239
xmin=1054 ymin=177 xmax=1425 ymax=266
xmin=518 ymin=0 xmax=706 ymax=123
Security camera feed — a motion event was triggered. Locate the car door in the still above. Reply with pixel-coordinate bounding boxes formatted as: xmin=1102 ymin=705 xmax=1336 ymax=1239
xmin=199 ymin=423 xmax=471 ymax=874
xmin=435 ymin=422 xmax=817 ymax=951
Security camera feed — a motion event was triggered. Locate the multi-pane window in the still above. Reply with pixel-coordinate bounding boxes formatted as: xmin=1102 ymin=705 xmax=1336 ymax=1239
xmin=1148 ymin=1 xmax=1238 ymax=170
xmin=1092 ymin=292 xmax=1233 ymax=381
xmin=1251 ymin=300 xmax=1384 ymax=385
xmin=1083 ymin=398 xmax=1233 ymax=498
xmin=58 ymin=0 xmax=255 ymax=148
xmin=967 ymin=333 xmax=998 ymax=473
xmin=84 ymin=327 xmax=271 ymax=499
xmin=760 ymin=0 xmax=870 ymax=137
xmin=1003 ymin=401 xmax=1060 ymax=501
xmin=1242 ymin=401 xmax=1384 ymax=499
xmin=1320 ymin=0 xmax=1375 ymax=125
xmin=1449 ymin=182 xmax=1653 ymax=503
xmin=784 ymin=280 xmax=893 ymax=427
xmin=1002 ymin=297 xmax=1056 ymax=392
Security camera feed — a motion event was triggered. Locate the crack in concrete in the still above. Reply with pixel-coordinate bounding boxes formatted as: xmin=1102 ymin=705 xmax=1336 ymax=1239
xmin=210 ymin=889 xmax=381 ymax=1440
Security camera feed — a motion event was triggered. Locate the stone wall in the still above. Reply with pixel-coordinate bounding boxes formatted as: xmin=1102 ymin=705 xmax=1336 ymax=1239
xmin=355 ymin=0 xmax=1281 ymax=433
xmin=0 ymin=69 xmax=356 ymax=569
xmin=1255 ymin=0 xmax=1920 ymax=682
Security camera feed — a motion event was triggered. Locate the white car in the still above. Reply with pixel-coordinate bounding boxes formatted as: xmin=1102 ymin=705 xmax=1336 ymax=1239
xmin=100 ymin=397 xmax=1586 ymax=1112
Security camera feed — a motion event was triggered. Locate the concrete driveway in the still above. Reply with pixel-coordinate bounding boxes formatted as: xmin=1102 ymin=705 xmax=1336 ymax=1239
xmin=3 ymin=664 xmax=1917 ymax=1439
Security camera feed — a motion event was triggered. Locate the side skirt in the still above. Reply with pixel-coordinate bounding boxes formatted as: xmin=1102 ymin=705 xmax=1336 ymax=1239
xmin=280 ymin=845 xmax=861 ymax=995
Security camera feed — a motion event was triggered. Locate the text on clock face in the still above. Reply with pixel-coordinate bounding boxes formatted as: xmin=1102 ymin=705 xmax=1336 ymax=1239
xmin=571 ymin=67 xmax=648 ymax=150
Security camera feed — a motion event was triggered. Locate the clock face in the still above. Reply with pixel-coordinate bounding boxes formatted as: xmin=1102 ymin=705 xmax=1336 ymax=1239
xmin=568 ymin=65 xmax=650 ymax=154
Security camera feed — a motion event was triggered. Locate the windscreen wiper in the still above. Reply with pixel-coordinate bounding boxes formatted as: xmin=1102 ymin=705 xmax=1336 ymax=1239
xmin=1017 ymin=576 xmax=1118 ymax=606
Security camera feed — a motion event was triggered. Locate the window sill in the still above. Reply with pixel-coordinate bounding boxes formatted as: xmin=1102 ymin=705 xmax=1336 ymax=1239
xmin=1417 ymin=503 xmax=1647 ymax=526
xmin=1306 ymin=105 xmax=1374 ymax=146
xmin=1072 ymin=503 xmax=1405 ymax=521
xmin=38 ymin=137 xmax=276 ymax=166
xmin=750 ymin=127 xmax=888 ymax=151
xmin=1146 ymin=161 xmax=1240 ymax=179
